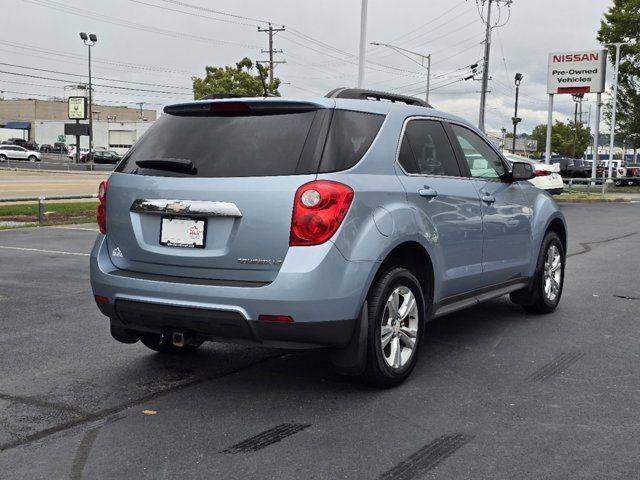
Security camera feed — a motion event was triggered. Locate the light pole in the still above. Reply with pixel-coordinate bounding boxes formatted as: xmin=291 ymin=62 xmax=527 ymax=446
xmin=512 ymin=72 xmax=523 ymax=154
xmin=604 ymin=42 xmax=630 ymax=180
xmin=79 ymin=32 xmax=97 ymax=155
xmin=370 ymin=42 xmax=432 ymax=104
xmin=358 ymin=0 xmax=368 ymax=88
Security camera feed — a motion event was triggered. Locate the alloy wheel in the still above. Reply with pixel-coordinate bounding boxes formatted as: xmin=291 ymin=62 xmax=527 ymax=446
xmin=543 ymin=244 xmax=562 ymax=302
xmin=380 ymin=286 xmax=419 ymax=369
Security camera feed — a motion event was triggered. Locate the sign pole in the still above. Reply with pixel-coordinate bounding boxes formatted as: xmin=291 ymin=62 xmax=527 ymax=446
xmin=591 ymin=92 xmax=602 ymax=181
xmin=75 ymin=119 xmax=80 ymax=164
xmin=545 ymin=94 xmax=554 ymax=165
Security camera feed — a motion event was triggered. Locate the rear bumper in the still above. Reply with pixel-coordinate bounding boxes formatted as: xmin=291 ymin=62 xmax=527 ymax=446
xmin=90 ymin=235 xmax=377 ymax=348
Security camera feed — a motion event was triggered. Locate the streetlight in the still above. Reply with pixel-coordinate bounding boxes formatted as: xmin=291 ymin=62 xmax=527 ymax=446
xmin=79 ymin=32 xmax=97 ymax=155
xmin=512 ymin=72 xmax=523 ymax=154
xmin=370 ymin=42 xmax=431 ymax=105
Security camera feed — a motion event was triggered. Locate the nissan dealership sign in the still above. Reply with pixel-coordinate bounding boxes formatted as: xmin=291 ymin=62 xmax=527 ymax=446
xmin=547 ymin=49 xmax=607 ymax=94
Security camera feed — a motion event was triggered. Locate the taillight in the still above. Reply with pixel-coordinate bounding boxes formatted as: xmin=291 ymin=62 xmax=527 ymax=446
xmin=97 ymin=180 xmax=107 ymax=234
xmin=534 ymin=169 xmax=551 ymax=176
xmin=290 ymin=180 xmax=354 ymax=246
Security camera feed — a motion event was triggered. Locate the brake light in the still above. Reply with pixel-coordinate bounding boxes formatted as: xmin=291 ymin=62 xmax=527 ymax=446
xmin=290 ymin=180 xmax=354 ymax=246
xmin=534 ymin=169 xmax=551 ymax=176
xmin=97 ymin=180 xmax=107 ymax=234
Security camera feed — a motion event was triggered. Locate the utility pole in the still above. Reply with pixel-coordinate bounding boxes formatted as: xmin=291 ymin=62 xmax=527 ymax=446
xmin=477 ymin=0 xmax=512 ymax=132
xmin=358 ymin=0 xmax=369 ymax=88
xmin=478 ymin=0 xmax=493 ymax=132
xmin=136 ymin=102 xmax=144 ymax=121
xmin=258 ymin=23 xmax=286 ymax=85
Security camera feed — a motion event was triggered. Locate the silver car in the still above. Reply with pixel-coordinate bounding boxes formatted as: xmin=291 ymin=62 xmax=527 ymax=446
xmin=0 ymin=145 xmax=42 ymax=162
xmin=90 ymin=89 xmax=567 ymax=387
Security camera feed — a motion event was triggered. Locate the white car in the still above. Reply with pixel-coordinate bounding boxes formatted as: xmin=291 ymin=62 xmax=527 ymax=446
xmin=0 ymin=145 xmax=42 ymax=162
xmin=67 ymin=146 xmax=90 ymax=160
xmin=505 ymin=154 xmax=563 ymax=195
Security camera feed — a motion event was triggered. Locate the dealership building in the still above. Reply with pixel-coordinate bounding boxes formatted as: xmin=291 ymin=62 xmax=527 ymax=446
xmin=0 ymin=87 xmax=158 ymax=153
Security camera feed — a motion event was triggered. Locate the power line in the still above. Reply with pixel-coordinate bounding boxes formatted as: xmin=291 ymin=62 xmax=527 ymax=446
xmin=0 ymin=69 xmax=192 ymax=96
xmin=25 ymin=0 xmax=262 ymax=50
xmin=0 ymin=62 xmax=191 ymax=91
xmin=128 ymin=0 xmax=260 ymax=27
xmin=0 ymin=39 xmax=196 ymax=76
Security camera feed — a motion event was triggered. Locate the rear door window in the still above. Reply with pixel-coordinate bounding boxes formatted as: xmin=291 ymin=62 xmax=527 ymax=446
xmin=397 ymin=119 xmax=462 ymax=177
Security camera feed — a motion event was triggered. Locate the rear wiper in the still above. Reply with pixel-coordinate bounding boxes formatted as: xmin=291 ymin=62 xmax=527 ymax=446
xmin=135 ymin=158 xmax=197 ymax=175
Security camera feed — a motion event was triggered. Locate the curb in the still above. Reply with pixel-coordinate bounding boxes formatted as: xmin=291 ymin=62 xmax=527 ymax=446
xmin=556 ymin=198 xmax=632 ymax=203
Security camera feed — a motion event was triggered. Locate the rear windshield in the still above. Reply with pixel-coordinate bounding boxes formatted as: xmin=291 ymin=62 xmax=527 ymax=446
xmin=116 ymin=107 xmax=384 ymax=177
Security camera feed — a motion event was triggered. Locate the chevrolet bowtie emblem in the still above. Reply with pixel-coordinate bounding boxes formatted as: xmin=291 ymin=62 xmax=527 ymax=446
xmin=166 ymin=202 xmax=185 ymax=213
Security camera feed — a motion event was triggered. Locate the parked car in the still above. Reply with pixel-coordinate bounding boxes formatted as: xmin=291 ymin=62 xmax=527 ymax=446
xmin=613 ymin=163 xmax=640 ymax=186
xmin=87 ymin=150 xmax=121 ymax=164
xmin=51 ymin=142 xmax=68 ymax=154
xmin=67 ymin=146 xmax=90 ymax=160
xmin=90 ymin=89 xmax=567 ymax=387
xmin=40 ymin=144 xmax=53 ymax=153
xmin=505 ymin=154 xmax=564 ymax=195
xmin=549 ymin=157 xmax=591 ymax=178
xmin=0 ymin=145 xmax=42 ymax=161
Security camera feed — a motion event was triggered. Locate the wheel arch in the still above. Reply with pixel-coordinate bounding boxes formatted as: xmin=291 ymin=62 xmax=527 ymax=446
xmin=368 ymin=240 xmax=436 ymax=317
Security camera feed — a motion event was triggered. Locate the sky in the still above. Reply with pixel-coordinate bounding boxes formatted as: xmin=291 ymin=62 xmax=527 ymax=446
xmin=2 ymin=0 xmax=615 ymax=134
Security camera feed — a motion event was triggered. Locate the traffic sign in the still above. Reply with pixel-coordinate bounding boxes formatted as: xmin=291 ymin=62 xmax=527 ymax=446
xmin=57 ymin=135 xmax=66 ymax=142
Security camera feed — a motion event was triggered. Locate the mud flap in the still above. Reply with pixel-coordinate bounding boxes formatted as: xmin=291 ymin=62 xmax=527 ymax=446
xmin=330 ymin=301 xmax=368 ymax=376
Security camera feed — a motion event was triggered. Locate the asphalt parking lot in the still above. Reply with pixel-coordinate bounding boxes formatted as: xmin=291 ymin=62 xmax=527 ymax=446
xmin=1 ymin=202 xmax=639 ymax=479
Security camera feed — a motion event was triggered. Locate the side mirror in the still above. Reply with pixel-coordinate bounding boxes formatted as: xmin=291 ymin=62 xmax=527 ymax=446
xmin=510 ymin=161 xmax=535 ymax=181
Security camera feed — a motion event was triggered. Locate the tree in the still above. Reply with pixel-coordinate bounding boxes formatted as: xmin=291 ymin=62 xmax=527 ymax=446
xmin=192 ymin=57 xmax=280 ymax=99
xmin=598 ymin=0 xmax=640 ymax=159
xmin=531 ymin=120 xmax=591 ymax=158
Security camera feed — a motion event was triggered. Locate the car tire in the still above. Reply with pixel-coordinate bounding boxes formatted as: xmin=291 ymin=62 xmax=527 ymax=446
xmin=28 ymin=155 xmax=37 ymax=162
xmin=362 ymin=267 xmax=426 ymax=388
xmin=0 ymin=154 xmax=6 ymax=161
xmin=614 ymin=179 xmax=623 ymax=187
xmin=139 ymin=332 xmax=202 ymax=353
xmin=510 ymin=231 xmax=565 ymax=314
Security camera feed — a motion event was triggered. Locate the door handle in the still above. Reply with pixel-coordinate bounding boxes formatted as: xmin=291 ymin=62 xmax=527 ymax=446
xmin=418 ymin=187 xmax=438 ymax=198
xmin=481 ymin=193 xmax=496 ymax=204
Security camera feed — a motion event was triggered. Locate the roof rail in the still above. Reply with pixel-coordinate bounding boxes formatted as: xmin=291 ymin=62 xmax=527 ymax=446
xmin=325 ymin=87 xmax=431 ymax=108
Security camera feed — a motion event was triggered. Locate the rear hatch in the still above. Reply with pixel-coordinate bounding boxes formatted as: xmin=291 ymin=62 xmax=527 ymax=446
xmin=104 ymin=99 xmax=384 ymax=283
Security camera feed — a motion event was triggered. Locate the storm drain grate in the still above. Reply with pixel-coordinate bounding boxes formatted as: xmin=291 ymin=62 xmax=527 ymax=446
xmin=528 ymin=351 xmax=584 ymax=382
xmin=377 ymin=433 xmax=474 ymax=480
xmin=221 ymin=423 xmax=310 ymax=453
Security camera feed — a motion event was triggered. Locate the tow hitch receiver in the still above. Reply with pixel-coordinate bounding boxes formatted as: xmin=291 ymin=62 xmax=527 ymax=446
xmin=172 ymin=332 xmax=186 ymax=347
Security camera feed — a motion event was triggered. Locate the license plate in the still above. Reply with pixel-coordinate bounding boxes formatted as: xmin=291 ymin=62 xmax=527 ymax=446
xmin=160 ymin=217 xmax=206 ymax=248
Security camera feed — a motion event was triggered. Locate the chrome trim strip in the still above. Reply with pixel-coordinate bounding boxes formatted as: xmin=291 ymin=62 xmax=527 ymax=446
xmin=130 ymin=199 xmax=242 ymax=218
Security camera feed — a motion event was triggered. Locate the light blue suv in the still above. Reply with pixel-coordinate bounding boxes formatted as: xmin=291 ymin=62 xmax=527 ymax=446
xmin=90 ymin=88 xmax=566 ymax=387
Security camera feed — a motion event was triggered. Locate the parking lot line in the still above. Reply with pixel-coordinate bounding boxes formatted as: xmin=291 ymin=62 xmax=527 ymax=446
xmin=0 ymin=245 xmax=90 ymax=256
xmin=50 ymin=226 xmax=99 ymax=232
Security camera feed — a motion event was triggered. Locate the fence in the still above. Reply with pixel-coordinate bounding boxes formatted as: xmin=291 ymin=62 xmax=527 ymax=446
xmin=0 ymin=158 xmax=113 ymax=173
xmin=0 ymin=194 xmax=97 ymax=224
xmin=563 ymin=172 xmax=639 ymax=195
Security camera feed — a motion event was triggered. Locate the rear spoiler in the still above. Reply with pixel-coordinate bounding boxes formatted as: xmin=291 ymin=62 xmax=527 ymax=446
xmin=164 ymin=101 xmax=322 ymax=117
